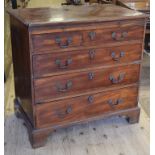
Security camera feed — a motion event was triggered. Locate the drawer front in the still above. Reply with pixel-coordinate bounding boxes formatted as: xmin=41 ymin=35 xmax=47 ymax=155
xmin=32 ymin=31 xmax=83 ymax=53
xmin=33 ymin=44 xmax=142 ymax=78
xmin=35 ymin=86 xmax=138 ymax=128
xmin=34 ymin=64 xmax=140 ymax=103
xmin=83 ymin=25 xmax=144 ymax=46
xmin=32 ymin=24 xmax=144 ymax=53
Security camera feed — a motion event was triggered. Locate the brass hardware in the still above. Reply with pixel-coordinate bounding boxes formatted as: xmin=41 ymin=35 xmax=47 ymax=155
xmin=112 ymin=32 xmax=115 ymax=39
xmin=89 ymin=49 xmax=95 ymax=59
xmin=88 ymin=72 xmax=95 ymax=80
xmin=88 ymin=95 xmax=94 ymax=104
xmin=109 ymin=73 xmax=125 ymax=84
xmin=66 ymin=106 xmax=72 ymax=114
xmin=107 ymin=99 xmax=123 ymax=109
xmin=111 ymin=51 xmax=125 ymax=61
xmin=88 ymin=31 xmax=96 ymax=40
xmin=112 ymin=31 xmax=128 ymax=41
xmin=122 ymin=31 xmax=128 ymax=38
xmin=56 ymin=105 xmax=72 ymax=119
xmin=56 ymin=80 xmax=73 ymax=92
xmin=55 ymin=58 xmax=72 ymax=69
xmin=55 ymin=36 xmax=72 ymax=48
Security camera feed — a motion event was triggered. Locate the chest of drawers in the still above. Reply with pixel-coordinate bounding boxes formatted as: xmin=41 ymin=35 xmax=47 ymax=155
xmin=7 ymin=4 xmax=146 ymax=148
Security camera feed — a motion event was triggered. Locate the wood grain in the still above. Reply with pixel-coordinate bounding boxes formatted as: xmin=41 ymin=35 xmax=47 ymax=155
xmin=6 ymin=4 xmax=146 ymax=27
xmin=33 ymin=43 xmax=142 ymax=78
xmin=10 ymin=16 xmax=34 ymax=124
xmin=32 ymin=24 xmax=144 ymax=53
xmin=34 ymin=64 xmax=140 ymax=103
xmin=35 ymin=86 xmax=139 ymax=128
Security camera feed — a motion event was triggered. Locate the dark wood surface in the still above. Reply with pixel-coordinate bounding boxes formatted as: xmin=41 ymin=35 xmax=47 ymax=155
xmin=8 ymin=5 xmax=146 ymax=148
xmin=29 ymin=19 xmax=145 ymax=35
xmin=35 ymin=86 xmax=139 ymax=128
xmin=7 ymin=4 xmax=146 ymax=26
xmin=33 ymin=43 xmax=142 ymax=78
xmin=31 ymin=23 xmax=144 ymax=53
xmin=34 ymin=64 xmax=140 ymax=103
xmin=10 ymin=16 xmax=34 ymax=125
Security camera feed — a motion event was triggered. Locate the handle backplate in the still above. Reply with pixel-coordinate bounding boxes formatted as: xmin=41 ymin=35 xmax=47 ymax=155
xmin=56 ymin=105 xmax=72 ymax=119
xmin=108 ymin=99 xmax=123 ymax=109
xmin=89 ymin=49 xmax=95 ymax=60
xmin=112 ymin=31 xmax=128 ymax=41
xmin=88 ymin=72 xmax=95 ymax=80
xmin=55 ymin=36 xmax=72 ymax=48
xmin=109 ymin=73 xmax=125 ymax=84
xmin=55 ymin=58 xmax=72 ymax=69
xmin=111 ymin=51 xmax=125 ymax=61
xmin=56 ymin=80 xmax=73 ymax=92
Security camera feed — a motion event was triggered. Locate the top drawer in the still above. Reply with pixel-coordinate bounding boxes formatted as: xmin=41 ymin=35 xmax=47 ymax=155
xmin=32 ymin=31 xmax=83 ymax=53
xmin=31 ymin=22 xmax=145 ymax=53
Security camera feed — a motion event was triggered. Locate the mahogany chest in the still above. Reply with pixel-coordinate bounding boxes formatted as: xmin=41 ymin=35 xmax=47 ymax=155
xmin=7 ymin=4 xmax=146 ymax=148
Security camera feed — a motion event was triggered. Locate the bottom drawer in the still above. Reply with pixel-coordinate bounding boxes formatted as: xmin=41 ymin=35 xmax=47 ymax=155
xmin=35 ymin=86 xmax=138 ymax=128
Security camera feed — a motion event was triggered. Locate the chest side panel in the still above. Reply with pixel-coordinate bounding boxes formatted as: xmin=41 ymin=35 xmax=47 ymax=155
xmin=10 ymin=16 xmax=34 ymax=125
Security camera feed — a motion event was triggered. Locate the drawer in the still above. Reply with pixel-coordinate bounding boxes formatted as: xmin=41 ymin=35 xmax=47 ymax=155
xmin=32 ymin=31 xmax=83 ymax=53
xmin=32 ymin=23 xmax=144 ymax=53
xmin=83 ymin=25 xmax=144 ymax=46
xmin=35 ymin=86 xmax=138 ymax=128
xmin=34 ymin=64 xmax=140 ymax=103
xmin=33 ymin=44 xmax=142 ymax=78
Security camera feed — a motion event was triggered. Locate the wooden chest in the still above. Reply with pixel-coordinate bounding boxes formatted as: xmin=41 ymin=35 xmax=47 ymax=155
xmin=7 ymin=4 xmax=146 ymax=148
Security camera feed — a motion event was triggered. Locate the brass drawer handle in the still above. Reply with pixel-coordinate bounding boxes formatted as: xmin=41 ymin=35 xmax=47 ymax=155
xmin=88 ymin=31 xmax=96 ymax=40
xmin=109 ymin=73 xmax=125 ymax=84
xmin=112 ymin=31 xmax=128 ymax=41
xmin=108 ymin=99 xmax=123 ymax=109
xmin=55 ymin=58 xmax=72 ymax=69
xmin=88 ymin=95 xmax=94 ymax=104
xmin=111 ymin=51 xmax=125 ymax=61
xmin=56 ymin=80 xmax=73 ymax=92
xmin=55 ymin=36 xmax=72 ymax=48
xmin=89 ymin=49 xmax=95 ymax=60
xmin=56 ymin=105 xmax=72 ymax=119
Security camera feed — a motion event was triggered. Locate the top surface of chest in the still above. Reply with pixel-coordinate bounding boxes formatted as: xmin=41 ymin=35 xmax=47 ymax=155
xmin=7 ymin=4 xmax=146 ymax=26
